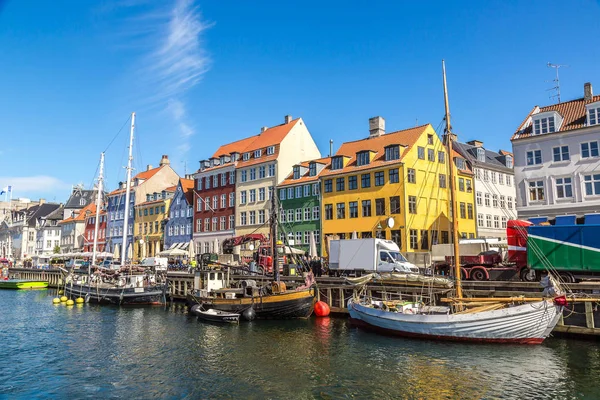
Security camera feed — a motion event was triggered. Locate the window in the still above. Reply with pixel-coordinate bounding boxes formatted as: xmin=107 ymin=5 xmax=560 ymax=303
xmin=287 ymin=187 xmax=294 ymax=199
xmin=325 ymin=204 xmax=333 ymax=220
xmin=491 ymin=172 xmax=497 ymax=184
xmin=349 ymin=201 xmax=358 ymax=218
xmin=375 ymin=198 xmax=385 ymax=216
xmin=313 ymin=206 xmax=319 ymax=220
xmin=427 ymin=148 xmax=435 ymax=162
xmin=427 ymin=134 xmax=434 ymax=145
xmin=304 ymin=185 xmax=310 ymax=197
xmin=361 ymin=173 xmax=371 ymax=188
xmin=553 ymin=146 xmax=570 ymax=162
xmin=309 ymin=163 xmax=317 ymax=176
xmin=581 ymin=141 xmax=599 ymax=158
xmin=213 ymin=175 xmax=218 ymax=188
xmin=356 ymin=151 xmax=370 ymax=166
xmin=410 ymin=229 xmax=418 ymax=249
xmin=196 ymin=219 xmax=201 ymax=232
xmin=279 ymin=189 xmax=286 ymax=200
xmin=268 ymin=164 xmax=275 ymax=177
xmin=258 ymin=210 xmax=265 ymax=225
xmin=456 ymin=158 xmax=465 ymax=170
xmin=529 ymin=180 xmax=545 ymax=201
xmin=287 ymin=209 xmax=294 ymax=222
xmin=506 ymin=175 xmax=512 ymax=186
xmin=241 ymin=170 xmax=247 ymax=182
xmin=362 ymin=200 xmax=372 ymax=217
xmin=336 ymin=203 xmax=346 ymax=219
xmin=259 ymin=166 xmax=266 ymax=179
xmin=408 ymin=169 xmax=416 ymax=183
xmin=441 ymin=231 xmax=449 ymax=244
xmin=293 ymin=166 xmax=300 ymax=179
xmin=385 ymin=145 xmax=400 ymax=161
xmin=408 ymin=196 xmax=417 ymax=214
xmin=249 ymin=211 xmax=256 ymax=225
xmin=254 ymin=149 xmax=262 ymax=159
xmin=229 ymin=215 xmax=235 ymax=230
xmin=526 ymin=150 xmax=542 ymax=165
xmin=474 ymin=169 xmax=481 ymax=180
xmin=258 ymin=187 xmax=265 ymax=202
xmin=304 ymin=207 xmax=311 ymax=221
xmin=144 ymin=209 xmax=148 ymax=216
xmin=336 ymin=177 xmax=345 ymax=192
xmin=484 ymin=193 xmax=490 ymax=207
xmin=507 ymin=196 xmax=513 ymax=209
xmin=346 ymin=175 xmax=357 ymax=190
xmin=438 ymin=151 xmax=445 ymax=164
xmin=483 ymin=170 xmax=489 ymax=181
xmin=249 ymin=168 xmax=256 ymax=180
xmin=229 ymin=193 xmax=235 ymax=207
xmin=494 ymin=215 xmax=500 ymax=228
xmin=138 ymin=209 xmax=142 ymax=217
xmin=243 ymin=153 xmax=250 ymax=161
xmin=459 ymin=203 xmax=466 ymax=219
xmin=467 ymin=204 xmax=473 ymax=219
xmin=584 ymin=174 xmax=600 ymax=196
xmin=390 ymin=196 xmax=400 ymax=214
xmin=197 ymin=178 xmax=203 ymax=191
xmin=295 ymin=231 xmax=302 ymax=245
xmin=458 ymin=178 xmax=465 ymax=192
xmin=500 ymin=195 xmax=506 ymax=208
xmin=439 ymin=174 xmax=446 ymax=188
xmin=220 ymin=216 xmax=226 ymax=231
xmin=296 ymin=208 xmax=302 ymax=221
xmin=221 ymin=194 xmax=226 ymax=208
xmin=219 ymin=173 xmax=225 ymax=187
xmin=375 ymin=171 xmax=385 ymax=186
xmin=533 ymin=116 xmax=555 ymax=134
xmin=555 ymin=177 xmax=573 ymax=198
xmin=477 ymin=147 xmax=485 ymax=162
xmin=417 ymin=147 xmax=425 ymax=160
xmin=498 ymin=173 xmax=504 ymax=185
xmin=506 ymin=155 xmax=513 ymax=168
xmin=266 ymin=146 xmax=275 ymax=155
xmin=229 ymin=171 xmax=235 ymax=184
xmin=492 ymin=195 xmax=498 ymax=208
xmin=331 ymin=157 xmax=343 ymax=170
xmin=486 ymin=215 xmax=492 ymax=228
xmin=324 ymin=179 xmax=333 ymax=193
xmin=389 ymin=168 xmax=399 ymax=183
xmin=249 ymin=189 xmax=256 ymax=203
xmin=477 ymin=213 xmax=484 ymax=227
xmin=295 ymin=186 xmax=302 ymax=198
xmin=240 ymin=191 xmax=247 ymax=204
xmin=312 ymin=183 xmax=320 ymax=195
xmin=421 ymin=230 xmax=429 ymax=250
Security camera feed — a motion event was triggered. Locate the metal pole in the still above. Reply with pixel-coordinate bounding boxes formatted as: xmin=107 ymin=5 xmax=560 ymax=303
xmin=442 ymin=60 xmax=462 ymax=299
xmin=121 ymin=112 xmax=135 ymax=268
xmin=271 ymin=188 xmax=279 ymax=282
xmin=91 ymin=152 xmax=104 ymax=270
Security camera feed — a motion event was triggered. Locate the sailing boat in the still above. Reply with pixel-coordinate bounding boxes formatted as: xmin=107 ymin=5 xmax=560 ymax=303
xmin=64 ymin=113 xmax=167 ymax=305
xmin=187 ymin=190 xmax=316 ymax=320
xmin=347 ymin=61 xmax=564 ymax=344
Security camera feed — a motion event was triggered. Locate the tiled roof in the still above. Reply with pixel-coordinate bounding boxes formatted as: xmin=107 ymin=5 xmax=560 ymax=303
xmin=452 ymin=149 xmax=473 ymax=174
xmin=64 ymin=189 xmax=96 ymax=209
xmin=453 ymin=142 xmax=511 ymax=173
xmin=107 ymin=165 xmax=167 ymax=196
xmin=60 ymin=203 xmax=96 ymax=224
xmin=180 ymin=178 xmax=195 ymax=205
xmin=499 ymin=149 xmax=513 ymax=157
xmin=321 ymin=124 xmax=429 ymax=177
xmin=279 ymin=157 xmax=332 ymax=187
xmin=512 ymin=94 xmax=600 ymax=140
xmin=212 ymin=135 xmax=259 ymax=158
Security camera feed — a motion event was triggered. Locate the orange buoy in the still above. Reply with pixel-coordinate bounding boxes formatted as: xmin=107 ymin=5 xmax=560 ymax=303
xmin=314 ymin=301 xmax=330 ymax=317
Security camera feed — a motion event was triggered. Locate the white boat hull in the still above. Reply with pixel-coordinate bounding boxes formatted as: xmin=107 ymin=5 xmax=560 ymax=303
xmin=348 ymin=299 xmax=562 ymax=344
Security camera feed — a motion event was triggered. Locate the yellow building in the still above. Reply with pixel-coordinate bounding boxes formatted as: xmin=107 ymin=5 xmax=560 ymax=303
xmin=134 ymin=187 xmax=175 ymax=260
xmin=321 ymin=117 xmax=455 ymax=255
xmin=451 ymin=147 xmax=477 ymax=239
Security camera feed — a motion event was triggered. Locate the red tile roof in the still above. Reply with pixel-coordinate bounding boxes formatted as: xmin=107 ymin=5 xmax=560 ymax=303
xmin=452 ymin=149 xmax=473 ymax=175
xmin=279 ymin=157 xmax=332 ymax=186
xmin=512 ymin=94 xmax=600 ymax=140
xmin=107 ymin=165 xmax=168 ymax=196
xmin=321 ymin=124 xmax=430 ymax=177
xmin=180 ymin=178 xmax=195 ymax=205
xmin=60 ymin=203 xmax=97 ymax=224
xmin=498 ymin=149 xmax=513 ymax=156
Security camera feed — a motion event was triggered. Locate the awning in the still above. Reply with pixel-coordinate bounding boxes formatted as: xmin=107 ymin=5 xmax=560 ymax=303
xmin=585 ymin=214 xmax=600 ymax=225
xmin=555 ymin=215 xmax=576 ymax=225
xmin=528 ymin=217 xmax=548 ymax=225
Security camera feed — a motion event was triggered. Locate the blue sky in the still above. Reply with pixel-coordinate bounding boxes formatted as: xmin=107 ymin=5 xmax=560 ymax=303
xmin=0 ymin=0 xmax=599 ymax=202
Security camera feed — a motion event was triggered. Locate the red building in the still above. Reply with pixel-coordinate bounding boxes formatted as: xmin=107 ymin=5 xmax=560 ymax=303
xmin=83 ymin=209 xmax=107 ymax=252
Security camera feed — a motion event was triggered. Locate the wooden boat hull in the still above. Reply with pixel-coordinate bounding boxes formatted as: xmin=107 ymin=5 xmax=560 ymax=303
xmin=0 ymin=280 xmax=48 ymax=290
xmin=188 ymin=288 xmax=316 ymax=320
xmin=64 ymin=283 xmax=166 ymax=305
xmin=348 ymin=299 xmax=562 ymax=344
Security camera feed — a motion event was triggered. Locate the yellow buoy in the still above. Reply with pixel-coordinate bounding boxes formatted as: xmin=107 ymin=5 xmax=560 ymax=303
xmin=58 ymin=290 xmax=64 ymax=295
xmin=60 ymin=296 xmax=68 ymax=302
xmin=52 ymin=298 xmax=61 ymax=304
xmin=75 ymin=297 xmax=84 ymax=304
xmin=66 ymin=299 xmax=74 ymax=306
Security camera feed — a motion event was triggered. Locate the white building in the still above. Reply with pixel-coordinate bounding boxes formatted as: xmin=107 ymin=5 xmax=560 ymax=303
xmin=454 ymin=141 xmax=517 ymax=238
xmin=512 ymin=82 xmax=600 ymax=221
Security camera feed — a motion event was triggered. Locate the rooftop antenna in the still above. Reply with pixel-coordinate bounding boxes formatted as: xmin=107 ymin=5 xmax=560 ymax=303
xmin=547 ymin=62 xmax=569 ymax=103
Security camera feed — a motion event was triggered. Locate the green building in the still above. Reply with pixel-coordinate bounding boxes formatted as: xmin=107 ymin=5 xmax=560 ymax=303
xmin=277 ymin=157 xmax=330 ymax=256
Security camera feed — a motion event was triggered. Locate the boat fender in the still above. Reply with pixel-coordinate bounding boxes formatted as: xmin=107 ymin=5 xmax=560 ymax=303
xmin=243 ymin=307 xmax=256 ymax=321
xmin=190 ymin=304 xmax=200 ymax=315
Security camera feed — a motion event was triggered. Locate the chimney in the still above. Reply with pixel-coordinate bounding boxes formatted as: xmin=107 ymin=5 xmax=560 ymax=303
xmin=369 ymin=116 xmax=385 ymax=138
xmin=584 ymin=82 xmax=593 ymax=101
xmin=329 ymin=140 xmax=333 ymax=157
xmin=467 ymin=140 xmax=484 ymax=148
xmin=261 ymin=126 xmax=268 ymax=133
xmin=159 ymin=155 xmax=170 ymax=167
xmin=146 ymin=164 xmax=153 ymax=171
xmin=39 ymin=198 xmax=46 ymax=205
xmin=284 ymin=115 xmax=292 ymax=124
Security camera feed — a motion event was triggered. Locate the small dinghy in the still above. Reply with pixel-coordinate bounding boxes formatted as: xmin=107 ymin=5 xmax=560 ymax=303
xmin=190 ymin=304 xmax=240 ymax=324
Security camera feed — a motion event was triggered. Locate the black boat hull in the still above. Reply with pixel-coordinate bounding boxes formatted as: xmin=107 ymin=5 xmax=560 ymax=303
xmin=64 ymin=283 xmax=166 ymax=305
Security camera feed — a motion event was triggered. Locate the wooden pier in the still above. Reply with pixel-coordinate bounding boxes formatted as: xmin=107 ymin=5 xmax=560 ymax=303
xmin=8 ymin=268 xmax=600 ymax=338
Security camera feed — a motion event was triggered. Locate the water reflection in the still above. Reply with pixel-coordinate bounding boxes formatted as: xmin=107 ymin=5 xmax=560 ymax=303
xmin=2 ymin=290 xmax=600 ymax=399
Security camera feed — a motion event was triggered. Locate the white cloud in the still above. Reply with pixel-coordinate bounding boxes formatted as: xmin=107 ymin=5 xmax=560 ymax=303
xmin=0 ymin=176 xmax=71 ymax=193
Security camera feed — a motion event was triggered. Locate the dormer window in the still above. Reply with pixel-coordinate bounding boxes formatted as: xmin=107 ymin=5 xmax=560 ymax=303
xmin=505 ymin=155 xmax=513 ymax=168
xmin=254 ymin=149 xmax=262 ymax=158
xmin=220 ymin=156 xmax=225 ymax=165
xmin=384 ymin=145 xmax=400 ymax=161
xmin=331 ymin=156 xmax=343 ymax=170
xmin=532 ymin=111 xmax=562 ymax=135
xmin=293 ymin=166 xmax=300 ymax=179
xmin=356 ymin=151 xmax=370 ymax=167
xmin=476 ymin=147 xmax=485 ymax=162
xmin=243 ymin=153 xmax=250 ymax=161
xmin=587 ymin=102 xmax=600 ymax=126
xmin=267 ymin=146 xmax=275 ymax=155
xmin=79 ymin=198 xmax=86 ymax=206
xmin=309 ymin=163 xmax=316 ymax=176
xmin=455 ymin=158 xmax=465 ymax=170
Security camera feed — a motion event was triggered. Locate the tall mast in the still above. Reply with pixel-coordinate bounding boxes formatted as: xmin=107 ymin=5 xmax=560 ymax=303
xmin=121 ymin=112 xmax=135 ymax=267
xmin=270 ymin=189 xmax=279 ymax=282
xmin=442 ymin=60 xmax=462 ymax=299
xmin=91 ymin=152 xmax=104 ymax=271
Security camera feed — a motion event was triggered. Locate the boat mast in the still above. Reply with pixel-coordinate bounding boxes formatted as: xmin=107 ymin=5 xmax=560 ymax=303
xmin=270 ymin=189 xmax=279 ymax=282
xmin=91 ymin=152 xmax=105 ymax=271
xmin=442 ymin=60 xmax=462 ymax=299
xmin=121 ymin=112 xmax=135 ymax=268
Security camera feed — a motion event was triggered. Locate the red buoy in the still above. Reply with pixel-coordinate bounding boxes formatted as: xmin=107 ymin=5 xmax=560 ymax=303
xmin=314 ymin=301 xmax=330 ymax=317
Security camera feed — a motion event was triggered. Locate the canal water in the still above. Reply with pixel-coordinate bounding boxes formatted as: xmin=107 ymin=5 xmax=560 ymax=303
xmin=2 ymin=290 xmax=600 ymax=400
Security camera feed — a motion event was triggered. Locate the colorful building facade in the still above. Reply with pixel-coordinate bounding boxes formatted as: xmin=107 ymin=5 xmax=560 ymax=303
xmin=82 ymin=209 xmax=107 ymax=252
xmin=133 ymin=188 xmax=174 ymax=260
xmin=164 ymin=178 xmax=195 ymax=251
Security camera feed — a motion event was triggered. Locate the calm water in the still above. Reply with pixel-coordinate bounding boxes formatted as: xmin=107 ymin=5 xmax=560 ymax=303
xmin=2 ymin=290 xmax=600 ymax=399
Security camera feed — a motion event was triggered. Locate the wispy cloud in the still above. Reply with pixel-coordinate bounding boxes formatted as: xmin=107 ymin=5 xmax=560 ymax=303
xmin=0 ymin=176 xmax=71 ymax=193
